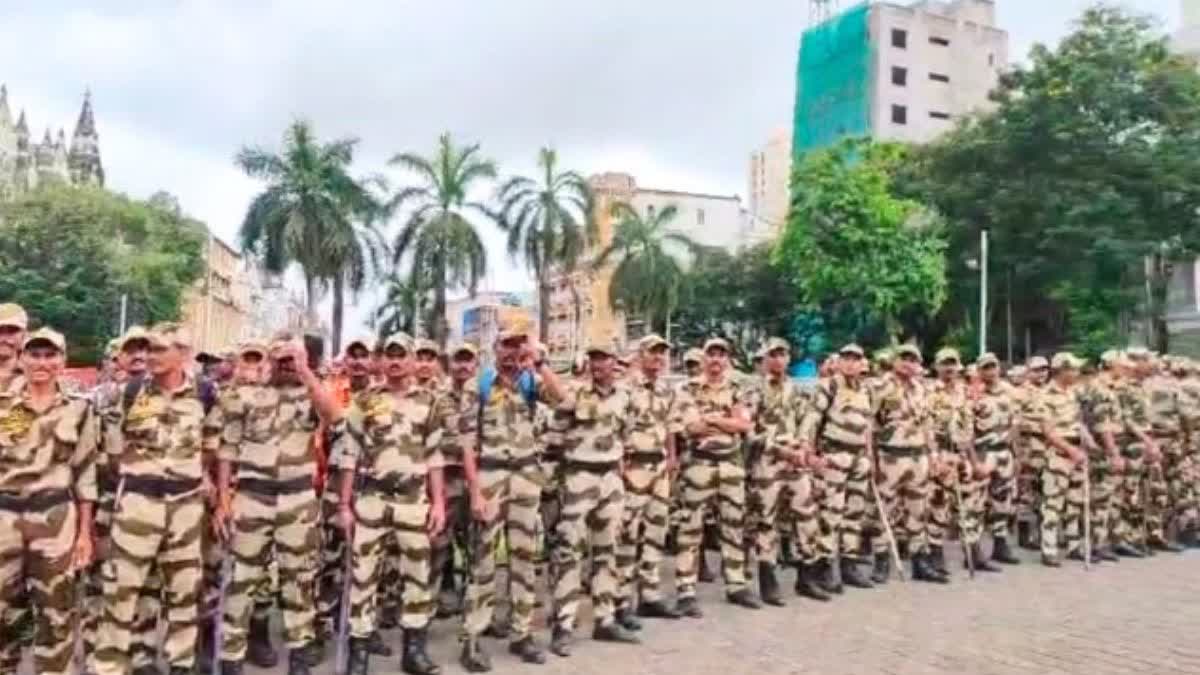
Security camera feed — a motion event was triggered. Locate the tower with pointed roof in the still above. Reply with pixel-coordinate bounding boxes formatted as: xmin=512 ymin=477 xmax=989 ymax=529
xmin=0 ymin=85 xmax=104 ymax=199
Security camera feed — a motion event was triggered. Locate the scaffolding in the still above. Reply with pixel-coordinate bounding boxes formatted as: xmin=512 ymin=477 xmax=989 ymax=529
xmin=792 ymin=2 xmax=874 ymax=157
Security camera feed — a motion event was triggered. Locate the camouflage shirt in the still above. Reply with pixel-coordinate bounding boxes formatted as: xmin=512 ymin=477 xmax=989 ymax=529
xmin=752 ymin=375 xmax=807 ymax=458
xmin=1082 ymin=373 xmax=1123 ymax=441
xmin=928 ymin=378 xmax=972 ymax=453
xmin=1016 ymin=384 xmax=1047 ymax=438
xmin=461 ymin=371 xmax=555 ymax=463
xmin=680 ymin=374 xmax=749 ymax=458
xmin=872 ymin=373 xmax=932 ymax=452
xmin=1039 ymin=381 xmax=1083 ymax=446
xmin=427 ymin=380 xmax=472 ymax=469
xmin=1115 ymin=378 xmax=1152 ymax=443
xmin=210 ymin=383 xmax=319 ymax=484
xmin=107 ymin=374 xmax=208 ymax=490
xmin=1146 ymin=375 xmax=1186 ymax=439
xmin=334 ymin=383 xmax=438 ymax=483
xmin=799 ymin=374 xmax=873 ymax=449
xmin=561 ymin=379 xmax=635 ymax=464
xmin=0 ymin=382 xmax=98 ymax=501
xmin=973 ymin=380 xmax=1017 ymax=449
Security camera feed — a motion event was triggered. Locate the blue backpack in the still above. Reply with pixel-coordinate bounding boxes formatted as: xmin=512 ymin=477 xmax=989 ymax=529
xmin=477 ymin=367 xmax=538 ymax=414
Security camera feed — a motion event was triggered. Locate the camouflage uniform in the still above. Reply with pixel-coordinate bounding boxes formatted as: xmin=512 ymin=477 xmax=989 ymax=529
xmin=211 ymin=377 xmax=322 ymax=664
xmin=1179 ymin=360 xmax=1200 ymax=543
xmin=334 ymin=381 xmax=439 ymax=640
xmin=870 ymin=370 xmax=933 ymax=563
xmin=676 ymin=372 xmax=751 ymax=601
xmin=552 ymin=374 xmax=634 ymax=638
xmin=428 ymin=377 xmax=472 ymax=618
xmin=0 ymin=367 xmax=98 ymax=675
xmin=95 ymin=369 xmax=209 ymax=675
xmin=1145 ymin=370 xmax=1197 ymax=543
xmin=925 ymin=372 xmax=972 ymax=556
xmin=1038 ymin=361 xmax=1086 ymax=561
xmin=1079 ymin=367 xmax=1122 ymax=554
xmin=615 ymin=369 xmax=681 ymax=612
xmin=1113 ymin=374 xmax=1153 ymax=550
xmin=1014 ymin=369 xmax=1048 ymax=543
xmin=971 ymin=367 xmax=1019 ymax=547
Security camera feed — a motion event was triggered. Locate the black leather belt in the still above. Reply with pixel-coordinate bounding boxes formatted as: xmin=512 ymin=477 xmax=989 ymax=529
xmin=819 ymin=438 xmax=867 ymax=453
xmin=478 ymin=456 xmax=539 ymax=471
xmin=360 ymin=474 xmax=424 ymax=496
xmin=878 ymin=446 xmax=924 ymax=458
xmin=690 ymin=448 xmax=738 ymax=463
xmin=564 ymin=459 xmax=620 ymax=473
xmin=238 ymin=476 xmax=312 ymax=497
xmin=626 ymin=451 xmax=666 ymax=464
xmin=0 ymin=488 xmax=72 ymax=512
xmin=122 ymin=475 xmax=202 ymax=499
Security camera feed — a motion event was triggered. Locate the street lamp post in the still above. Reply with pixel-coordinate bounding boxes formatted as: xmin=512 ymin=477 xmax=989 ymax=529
xmin=979 ymin=229 xmax=988 ymax=357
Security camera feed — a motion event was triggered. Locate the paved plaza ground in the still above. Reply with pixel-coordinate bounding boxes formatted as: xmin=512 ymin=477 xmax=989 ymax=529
xmin=228 ymin=546 xmax=1200 ymax=675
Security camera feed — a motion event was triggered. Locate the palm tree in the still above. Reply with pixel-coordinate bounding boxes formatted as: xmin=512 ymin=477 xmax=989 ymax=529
xmin=383 ymin=133 xmax=497 ymax=347
xmin=593 ymin=202 xmax=699 ymax=335
xmin=235 ymin=120 xmax=382 ymax=354
xmin=496 ymin=147 xmax=596 ymax=343
xmin=370 ymin=271 xmax=429 ymax=338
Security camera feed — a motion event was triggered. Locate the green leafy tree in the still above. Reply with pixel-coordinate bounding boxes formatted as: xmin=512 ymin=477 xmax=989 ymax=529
xmin=903 ymin=5 xmax=1200 ymax=355
xmin=236 ymin=120 xmax=382 ymax=354
xmin=370 ymin=271 xmax=429 ymax=338
xmin=384 ymin=133 xmax=498 ymax=347
xmin=0 ymin=184 xmax=205 ymax=365
xmin=593 ymin=202 xmax=699 ymax=335
xmin=777 ymin=137 xmax=948 ymax=342
xmin=496 ymin=147 xmax=595 ymax=342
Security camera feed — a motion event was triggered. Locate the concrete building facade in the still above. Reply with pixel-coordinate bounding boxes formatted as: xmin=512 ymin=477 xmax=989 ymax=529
xmin=748 ymin=127 xmax=792 ymax=233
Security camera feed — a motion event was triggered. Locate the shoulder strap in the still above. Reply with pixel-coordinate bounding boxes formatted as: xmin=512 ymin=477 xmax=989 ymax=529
xmin=517 ymin=369 xmax=538 ymax=409
xmin=478 ymin=368 xmax=496 ymax=413
xmin=122 ymin=378 xmax=145 ymax=415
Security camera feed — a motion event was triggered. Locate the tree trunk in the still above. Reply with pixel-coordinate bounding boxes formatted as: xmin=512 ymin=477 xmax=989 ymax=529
xmin=304 ymin=274 xmax=318 ymax=322
xmin=331 ymin=271 xmax=344 ymax=357
xmin=433 ymin=264 xmax=448 ymax=349
xmin=570 ymin=278 xmax=583 ymax=357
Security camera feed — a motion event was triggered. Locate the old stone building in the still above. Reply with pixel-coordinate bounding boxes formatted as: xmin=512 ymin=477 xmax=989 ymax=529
xmin=0 ymin=84 xmax=104 ymax=200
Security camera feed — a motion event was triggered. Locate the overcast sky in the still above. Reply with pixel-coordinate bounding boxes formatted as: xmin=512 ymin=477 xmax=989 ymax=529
xmin=0 ymin=0 xmax=1183 ymax=333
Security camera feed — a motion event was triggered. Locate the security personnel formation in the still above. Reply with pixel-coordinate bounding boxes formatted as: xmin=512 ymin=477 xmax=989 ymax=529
xmin=1 ymin=299 xmax=1199 ymax=675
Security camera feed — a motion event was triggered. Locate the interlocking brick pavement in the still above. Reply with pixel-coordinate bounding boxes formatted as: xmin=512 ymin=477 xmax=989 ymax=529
xmin=43 ymin=548 xmax=1200 ymax=674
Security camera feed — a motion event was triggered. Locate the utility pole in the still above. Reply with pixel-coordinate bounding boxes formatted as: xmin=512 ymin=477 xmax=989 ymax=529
xmin=979 ymin=229 xmax=988 ymax=357
xmin=118 ymin=294 xmax=128 ymax=334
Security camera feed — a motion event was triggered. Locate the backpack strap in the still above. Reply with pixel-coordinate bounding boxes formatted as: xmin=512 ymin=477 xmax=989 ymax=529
xmin=122 ymin=378 xmax=145 ymax=416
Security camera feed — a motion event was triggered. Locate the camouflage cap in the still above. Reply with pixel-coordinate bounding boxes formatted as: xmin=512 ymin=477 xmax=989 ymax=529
xmin=239 ymin=340 xmax=268 ymax=357
xmin=639 ymin=333 xmax=671 ymax=352
xmin=148 ymin=322 xmax=190 ymax=349
xmin=702 ymin=337 xmax=731 ymax=353
xmin=343 ymin=335 xmax=375 ymax=355
xmin=894 ymin=343 xmax=922 ymax=361
xmin=0 ymin=303 xmax=28 ymax=330
xmin=586 ymin=341 xmax=618 ymax=358
xmin=683 ymin=348 xmax=703 ymax=364
xmin=414 ymin=338 xmax=440 ymax=355
xmin=1051 ymin=352 xmax=1083 ymax=370
xmin=934 ymin=347 xmax=961 ymax=365
xmin=118 ymin=326 xmax=151 ymax=350
xmin=23 ymin=327 xmax=65 ymax=352
xmin=839 ymin=343 xmax=865 ymax=357
xmin=1099 ymin=349 xmax=1122 ymax=367
xmin=976 ymin=352 xmax=1000 ymax=368
xmin=381 ymin=332 xmax=413 ymax=352
xmin=450 ymin=342 xmax=478 ymax=358
xmin=1027 ymin=356 xmax=1049 ymax=370
xmin=1008 ymin=365 xmax=1027 ymax=379
xmin=1125 ymin=346 xmax=1151 ymax=361
xmin=763 ymin=336 xmax=790 ymax=356
xmin=496 ymin=315 xmax=533 ymax=342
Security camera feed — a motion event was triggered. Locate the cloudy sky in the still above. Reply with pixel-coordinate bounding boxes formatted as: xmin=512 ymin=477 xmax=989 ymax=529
xmin=0 ymin=0 xmax=1183 ymax=331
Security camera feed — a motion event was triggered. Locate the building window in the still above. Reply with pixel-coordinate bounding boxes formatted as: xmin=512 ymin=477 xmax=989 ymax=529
xmin=929 ymin=72 xmax=950 ymax=83
xmin=891 ymin=66 xmax=908 ymax=86
xmin=891 ymin=29 xmax=907 ymax=49
xmin=891 ymin=105 xmax=908 ymax=125
xmin=929 ymin=36 xmax=950 ymax=46
xmin=697 ymin=208 xmax=705 ymax=225
xmin=929 ymin=111 xmax=951 ymax=120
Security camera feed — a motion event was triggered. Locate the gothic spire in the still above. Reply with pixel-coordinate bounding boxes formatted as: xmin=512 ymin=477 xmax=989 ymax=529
xmin=68 ymin=89 xmax=104 ymax=187
xmin=73 ymin=89 xmax=96 ymax=138
xmin=15 ymin=110 xmax=28 ymax=136
xmin=0 ymin=84 xmax=10 ymax=127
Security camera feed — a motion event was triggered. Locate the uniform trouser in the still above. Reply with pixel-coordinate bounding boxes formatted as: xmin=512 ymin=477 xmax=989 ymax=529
xmin=816 ymin=443 xmax=870 ymax=562
xmin=870 ymin=451 xmax=930 ymax=556
xmin=749 ymin=456 xmax=820 ymax=566
xmin=0 ymin=501 xmax=77 ymax=675
xmin=675 ymin=458 xmax=747 ymax=599
xmin=552 ymin=467 xmax=623 ymax=632
xmin=349 ymin=490 xmax=432 ymax=638
xmin=926 ymin=451 xmax=960 ymax=549
xmin=1113 ymin=447 xmax=1148 ymax=547
xmin=983 ymin=446 xmax=1018 ymax=541
xmin=1156 ymin=438 xmax=1198 ymax=538
xmin=95 ymin=492 xmax=204 ymax=675
xmin=430 ymin=468 xmax=469 ymax=605
xmin=83 ymin=490 xmax=118 ymax=672
xmin=1085 ymin=458 xmax=1118 ymax=550
xmin=461 ymin=465 xmax=541 ymax=640
xmin=1018 ymin=439 xmax=1048 ymax=516
xmin=1040 ymin=453 xmax=1084 ymax=558
xmin=317 ymin=492 xmax=346 ymax=637
xmin=616 ymin=460 xmax=671 ymax=608
xmin=220 ymin=488 xmax=319 ymax=660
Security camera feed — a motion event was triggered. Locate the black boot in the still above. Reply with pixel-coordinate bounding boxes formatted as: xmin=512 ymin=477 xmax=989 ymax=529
xmin=1098 ymin=546 xmax=1119 ymax=562
xmin=912 ymin=553 xmax=949 ymax=584
xmin=593 ymin=620 xmax=641 ymax=644
xmin=697 ymin=552 xmax=716 ymax=583
xmin=1114 ymin=541 xmax=1145 ymax=558
xmin=549 ymin=626 xmax=573 ymax=657
xmin=287 ymin=646 xmax=313 ymax=675
xmin=196 ymin=619 xmax=215 ymax=674
xmin=817 ymin=560 xmax=843 ymax=595
xmin=991 ymin=537 xmax=1021 ymax=565
xmin=508 ymin=636 xmax=546 ymax=664
xmin=637 ymin=599 xmax=682 ymax=619
xmin=840 ymin=558 xmax=873 ymax=589
xmin=378 ymin=603 xmax=400 ymax=629
xmin=1041 ymin=553 xmax=1061 ymax=568
xmin=794 ymin=563 xmax=831 ymax=601
xmin=1181 ymin=527 xmax=1200 ymax=548
xmin=367 ymin=630 xmax=393 ymax=657
xmin=401 ymin=628 xmax=440 ymax=675
xmin=1150 ymin=538 xmax=1186 ymax=553
xmin=928 ymin=545 xmax=949 ymax=578
xmin=870 ymin=553 xmax=890 ymax=585
xmin=218 ymin=660 xmax=243 ymax=675
xmin=757 ymin=562 xmax=785 ymax=607
xmin=970 ymin=543 xmax=1001 ymax=572
xmin=676 ymin=596 xmax=703 ymax=619
xmin=614 ymin=607 xmax=643 ymax=631
xmin=1017 ymin=520 xmax=1038 ymax=550
xmin=247 ymin=615 xmax=278 ymax=668
xmin=726 ymin=587 xmax=762 ymax=609
xmin=460 ymin=639 xmax=491 ymax=673
xmin=348 ymin=637 xmax=370 ymax=675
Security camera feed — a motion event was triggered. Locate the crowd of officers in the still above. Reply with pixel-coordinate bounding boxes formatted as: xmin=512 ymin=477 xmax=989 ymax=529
xmin=1 ymin=296 xmax=1199 ymax=675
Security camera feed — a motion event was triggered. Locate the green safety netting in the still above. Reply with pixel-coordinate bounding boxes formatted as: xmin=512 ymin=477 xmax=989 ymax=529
xmin=792 ymin=2 xmax=874 ymax=157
